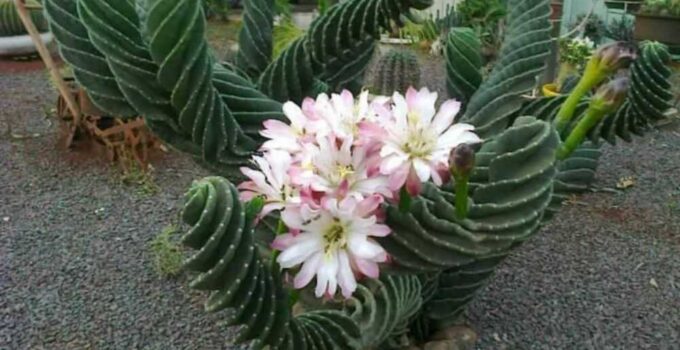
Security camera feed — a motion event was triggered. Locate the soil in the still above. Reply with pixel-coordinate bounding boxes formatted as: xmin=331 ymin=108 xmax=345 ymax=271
xmin=1 ymin=56 xmax=679 ymax=350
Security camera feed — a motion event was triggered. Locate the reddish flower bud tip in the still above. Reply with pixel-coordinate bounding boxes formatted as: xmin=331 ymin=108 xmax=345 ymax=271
xmin=595 ymin=42 xmax=637 ymax=72
xmin=593 ymin=76 xmax=630 ymax=111
xmin=449 ymin=143 xmax=476 ymax=178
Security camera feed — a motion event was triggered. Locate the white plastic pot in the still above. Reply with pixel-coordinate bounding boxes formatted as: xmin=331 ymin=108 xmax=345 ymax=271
xmin=0 ymin=32 xmax=53 ymax=56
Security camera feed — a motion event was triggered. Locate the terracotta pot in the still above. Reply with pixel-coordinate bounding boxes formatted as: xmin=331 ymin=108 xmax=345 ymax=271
xmin=634 ymin=13 xmax=680 ymax=45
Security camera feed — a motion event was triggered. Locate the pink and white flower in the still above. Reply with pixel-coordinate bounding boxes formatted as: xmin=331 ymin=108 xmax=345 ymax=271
xmin=314 ymin=90 xmax=375 ymax=141
xmin=291 ymin=134 xmax=390 ymax=200
xmin=364 ymin=87 xmax=482 ymax=195
xmin=272 ymin=195 xmax=390 ymax=298
xmin=240 ymin=87 xmax=481 ymax=299
xmin=238 ymin=150 xmax=298 ymax=218
xmin=260 ymin=99 xmax=326 ymax=154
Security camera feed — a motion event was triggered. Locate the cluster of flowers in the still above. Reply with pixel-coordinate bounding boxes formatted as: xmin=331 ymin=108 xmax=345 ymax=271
xmin=239 ymin=87 xmax=481 ymax=299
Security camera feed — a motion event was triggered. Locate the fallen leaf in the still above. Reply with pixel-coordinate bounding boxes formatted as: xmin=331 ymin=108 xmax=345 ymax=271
xmin=616 ymin=176 xmax=636 ymax=189
xmin=650 ymin=278 xmax=658 ymax=288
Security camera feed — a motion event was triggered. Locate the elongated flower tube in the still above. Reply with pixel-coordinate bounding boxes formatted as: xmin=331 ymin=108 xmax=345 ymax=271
xmin=554 ymin=42 xmax=637 ymax=134
xmin=449 ymin=143 xmax=476 ymax=219
xmin=558 ymin=77 xmax=630 ymax=160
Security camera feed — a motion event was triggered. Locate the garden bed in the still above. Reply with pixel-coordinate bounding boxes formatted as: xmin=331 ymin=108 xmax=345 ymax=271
xmin=1 ymin=62 xmax=678 ymax=348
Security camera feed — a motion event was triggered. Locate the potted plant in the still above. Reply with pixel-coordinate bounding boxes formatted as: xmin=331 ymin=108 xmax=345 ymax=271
xmin=543 ymin=37 xmax=594 ymax=96
xmin=634 ymin=0 xmax=680 ymax=45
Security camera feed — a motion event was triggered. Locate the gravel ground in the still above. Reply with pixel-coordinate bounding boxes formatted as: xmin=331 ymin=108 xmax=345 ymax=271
xmin=1 ymin=70 xmax=240 ymax=349
xmin=2 ymin=63 xmax=679 ymax=349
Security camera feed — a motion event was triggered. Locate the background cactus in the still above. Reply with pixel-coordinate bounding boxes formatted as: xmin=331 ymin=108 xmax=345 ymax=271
xmin=0 ymin=0 xmax=47 ymax=37
xmin=372 ymin=49 xmax=421 ymax=95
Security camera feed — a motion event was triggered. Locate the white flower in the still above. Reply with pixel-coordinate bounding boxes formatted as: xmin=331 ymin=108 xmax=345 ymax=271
xmin=367 ymin=87 xmax=481 ymax=195
xmin=238 ymin=150 xmax=298 ymax=218
xmin=272 ymin=195 xmax=390 ymax=298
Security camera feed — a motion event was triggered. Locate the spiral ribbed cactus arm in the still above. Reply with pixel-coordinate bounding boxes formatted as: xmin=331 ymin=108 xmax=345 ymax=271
xmin=76 ymin=0 xmax=175 ymax=119
xmin=258 ymin=0 xmax=433 ymax=103
xmin=342 ymin=275 xmax=422 ymax=348
xmin=235 ymin=0 xmax=274 ymax=80
xmin=445 ymin=27 xmax=483 ymax=109
xmin=425 ymin=254 xmax=507 ymax=328
xmin=182 ymin=177 xmax=369 ymax=349
xmin=380 ymin=116 xmax=559 ymax=272
xmin=544 ymin=143 xmax=602 ymax=219
xmin=378 ymin=117 xmax=558 ymax=331
xmin=49 ymin=0 xmax=285 ymax=178
xmin=461 ymin=0 xmax=551 ymax=139
xmin=144 ymin=0 xmax=258 ymax=161
xmin=42 ymin=0 xmax=136 ymax=116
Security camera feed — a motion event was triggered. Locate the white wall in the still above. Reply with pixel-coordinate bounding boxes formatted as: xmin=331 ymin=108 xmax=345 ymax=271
xmin=421 ymin=0 xmax=457 ymax=17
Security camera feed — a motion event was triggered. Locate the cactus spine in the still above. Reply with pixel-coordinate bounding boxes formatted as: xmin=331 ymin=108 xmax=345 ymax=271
xmin=373 ymin=49 xmax=421 ymax=95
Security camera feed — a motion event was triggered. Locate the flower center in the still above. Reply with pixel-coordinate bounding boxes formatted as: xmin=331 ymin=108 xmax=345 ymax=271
xmin=336 ymin=165 xmax=355 ymax=180
xmin=323 ymin=219 xmax=348 ymax=256
xmin=403 ymin=129 xmax=435 ymax=159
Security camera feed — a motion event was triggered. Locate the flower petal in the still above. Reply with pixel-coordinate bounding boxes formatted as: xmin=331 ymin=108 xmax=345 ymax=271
xmin=432 ymin=99 xmax=461 ymax=134
xmin=337 ymin=251 xmax=357 ymax=298
xmin=277 ymin=233 xmax=323 ymax=268
xmin=355 ymin=258 xmax=380 ymax=279
xmin=283 ymin=101 xmax=307 ymax=128
xmin=294 ymin=251 xmax=323 ymax=289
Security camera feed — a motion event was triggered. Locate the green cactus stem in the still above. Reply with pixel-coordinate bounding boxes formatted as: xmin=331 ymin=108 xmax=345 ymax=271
xmin=454 ymin=176 xmax=469 ymax=219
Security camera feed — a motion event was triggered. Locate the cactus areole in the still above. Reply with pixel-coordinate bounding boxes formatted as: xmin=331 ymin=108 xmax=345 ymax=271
xmin=43 ymin=0 xmax=674 ymax=347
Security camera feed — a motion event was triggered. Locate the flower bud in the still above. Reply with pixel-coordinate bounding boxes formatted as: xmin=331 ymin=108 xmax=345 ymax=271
xmin=449 ymin=143 xmax=476 ymax=179
xmin=592 ymin=76 xmax=630 ymax=113
xmin=594 ymin=42 xmax=637 ymax=73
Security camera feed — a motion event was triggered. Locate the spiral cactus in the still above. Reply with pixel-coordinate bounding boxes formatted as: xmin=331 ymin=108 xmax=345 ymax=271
xmin=0 ymin=0 xmax=47 ymax=37
xmin=42 ymin=0 xmax=677 ymax=347
xmin=445 ymin=27 xmax=483 ymax=108
xmin=372 ymin=49 xmax=421 ymax=95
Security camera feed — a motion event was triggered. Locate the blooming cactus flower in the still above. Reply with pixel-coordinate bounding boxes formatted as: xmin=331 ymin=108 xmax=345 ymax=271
xmin=291 ymin=134 xmax=390 ymax=200
xmin=260 ymin=98 xmax=326 ymax=154
xmin=364 ymin=87 xmax=481 ymax=195
xmin=273 ymin=196 xmax=389 ymax=298
xmin=242 ymin=87 xmax=481 ymax=299
xmin=238 ymin=150 xmax=298 ymax=218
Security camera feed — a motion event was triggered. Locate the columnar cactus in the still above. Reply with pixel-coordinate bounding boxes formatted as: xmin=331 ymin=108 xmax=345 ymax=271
xmin=372 ymin=49 xmax=421 ymax=95
xmin=0 ymin=0 xmax=47 ymax=37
